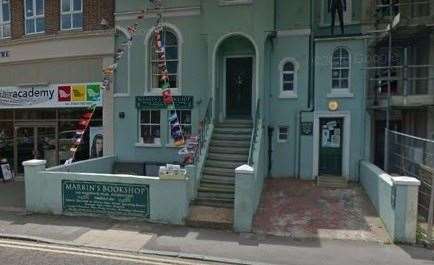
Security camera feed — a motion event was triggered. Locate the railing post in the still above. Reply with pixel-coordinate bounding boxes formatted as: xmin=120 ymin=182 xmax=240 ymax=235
xmin=234 ymin=164 xmax=255 ymax=232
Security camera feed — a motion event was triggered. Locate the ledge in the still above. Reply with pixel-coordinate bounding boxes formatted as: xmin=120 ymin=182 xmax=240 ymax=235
xmin=392 ymin=176 xmax=421 ymax=186
xmin=22 ymin=160 xmax=46 ymax=166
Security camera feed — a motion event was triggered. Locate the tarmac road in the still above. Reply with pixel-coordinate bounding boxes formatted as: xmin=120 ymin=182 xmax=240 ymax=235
xmin=0 ymin=239 xmax=219 ymax=265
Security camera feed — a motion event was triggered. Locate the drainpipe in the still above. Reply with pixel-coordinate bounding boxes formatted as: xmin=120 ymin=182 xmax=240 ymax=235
xmin=266 ymin=0 xmax=277 ymax=176
xmin=296 ymin=0 xmax=315 ymax=178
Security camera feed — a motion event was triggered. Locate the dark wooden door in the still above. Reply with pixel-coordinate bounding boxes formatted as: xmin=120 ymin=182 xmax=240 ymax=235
xmin=226 ymin=57 xmax=252 ymax=118
xmin=319 ymin=118 xmax=344 ymax=176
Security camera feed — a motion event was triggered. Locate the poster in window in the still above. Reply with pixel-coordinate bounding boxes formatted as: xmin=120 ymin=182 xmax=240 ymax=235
xmin=89 ymin=127 xmax=104 ymax=158
xmin=321 ymin=122 xmax=341 ymax=148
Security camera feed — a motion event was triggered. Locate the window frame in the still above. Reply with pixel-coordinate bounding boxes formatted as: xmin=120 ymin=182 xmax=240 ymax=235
xmin=60 ymin=0 xmax=83 ymax=31
xmin=138 ymin=110 xmax=161 ymax=146
xmin=277 ymin=125 xmax=289 ymax=143
xmin=279 ymin=57 xmax=299 ymax=99
xmin=167 ymin=109 xmax=192 ymax=146
xmin=331 ymin=47 xmax=351 ymax=94
xmin=145 ymin=24 xmax=182 ymax=95
xmin=24 ymin=0 xmax=45 ymax=35
xmin=0 ymin=0 xmax=11 ymax=39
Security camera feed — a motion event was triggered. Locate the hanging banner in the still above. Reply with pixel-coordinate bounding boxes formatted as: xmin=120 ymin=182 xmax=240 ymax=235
xmin=0 ymin=83 xmax=103 ymax=109
xmin=136 ymin=96 xmax=193 ymax=110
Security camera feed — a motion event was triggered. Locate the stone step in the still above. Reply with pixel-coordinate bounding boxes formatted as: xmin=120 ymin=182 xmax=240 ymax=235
xmin=209 ymin=146 xmax=250 ymax=155
xmin=205 ymin=160 xmax=244 ymax=169
xmin=223 ymin=119 xmax=252 ymax=124
xmin=210 ymin=140 xmax=250 ymax=148
xmin=215 ymin=123 xmax=253 ymax=129
xmin=317 ymin=176 xmax=348 ymax=189
xmin=213 ymin=127 xmax=252 ymax=134
xmin=212 ymin=133 xmax=251 ymax=141
xmin=186 ymin=206 xmax=233 ymax=230
xmin=201 ymin=175 xmax=235 ymax=185
xmin=198 ymin=191 xmax=235 ymax=200
xmin=203 ymin=167 xmax=234 ymax=177
xmin=198 ymin=185 xmax=234 ymax=193
xmin=193 ymin=199 xmax=234 ymax=209
xmin=207 ymin=153 xmax=248 ymax=162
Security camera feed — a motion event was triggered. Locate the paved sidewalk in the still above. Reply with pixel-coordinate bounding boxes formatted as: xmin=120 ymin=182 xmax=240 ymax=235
xmin=0 ymin=211 xmax=432 ymax=265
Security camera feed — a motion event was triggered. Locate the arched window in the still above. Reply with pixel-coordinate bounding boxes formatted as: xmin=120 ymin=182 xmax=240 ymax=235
xmin=279 ymin=58 xmax=298 ymax=98
xmin=149 ymin=27 xmax=179 ymax=89
xmin=332 ymin=47 xmax=350 ymax=90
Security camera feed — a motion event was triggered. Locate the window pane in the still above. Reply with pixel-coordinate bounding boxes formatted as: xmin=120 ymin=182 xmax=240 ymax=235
xmin=332 ymin=57 xmax=340 ymax=67
xmin=150 ymin=110 xmax=160 ymax=123
xmin=141 ymin=111 xmax=150 ymax=123
xmin=283 ymin=83 xmax=293 ymax=91
xmin=168 ymin=75 xmax=177 ymax=88
xmin=62 ymin=0 xmax=70 ymax=12
xmin=164 ymin=31 xmax=177 ymax=46
xmin=25 ymin=19 xmax=35 ymax=33
xmin=283 ymin=62 xmax=294 ymax=71
xmin=283 ymin=73 xmax=293 ymax=82
xmin=341 ymin=69 xmax=349 ymax=78
xmin=165 ymin=47 xmax=178 ymax=60
xmin=35 ymin=17 xmax=44 ymax=32
xmin=167 ymin=61 xmax=178 ymax=74
xmin=332 ymin=79 xmax=340 ymax=88
xmin=151 ymin=126 xmax=160 ymax=138
xmin=332 ymin=69 xmax=340 ymax=78
xmin=2 ymin=2 xmax=10 ymax=21
xmin=72 ymin=13 xmax=82 ymax=28
xmin=36 ymin=0 xmax=43 ymax=15
xmin=61 ymin=14 xmax=71 ymax=29
xmin=341 ymin=79 xmax=349 ymax=88
xmin=73 ymin=0 xmax=82 ymax=11
xmin=25 ymin=0 xmax=33 ymax=17
xmin=180 ymin=111 xmax=191 ymax=124
xmin=342 ymin=57 xmax=349 ymax=67
xmin=3 ymin=23 xmax=10 ymax=37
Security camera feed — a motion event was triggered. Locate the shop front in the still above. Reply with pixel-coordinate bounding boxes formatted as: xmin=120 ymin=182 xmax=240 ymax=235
xmin=0 ymin=83 xmax=103 ymax=175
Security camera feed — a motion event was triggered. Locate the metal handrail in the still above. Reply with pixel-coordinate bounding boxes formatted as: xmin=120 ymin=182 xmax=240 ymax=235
xmin=194 ymin=98 xmax=212 ymax=164
xmin=248 ymin=99 xmax=261 ymax=166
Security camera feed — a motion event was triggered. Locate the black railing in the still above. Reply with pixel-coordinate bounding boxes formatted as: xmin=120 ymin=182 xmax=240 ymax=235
xmin=248 ymin=99 xmax=261 ymax=166
xmin=194 ymin=98 xmax=212 ymax=164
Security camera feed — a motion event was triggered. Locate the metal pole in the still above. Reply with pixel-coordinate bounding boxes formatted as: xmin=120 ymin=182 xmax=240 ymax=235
xmin=427 ymin=172 xmax=434 ymax=243
xmin=384 ymin=26 xmax=392 ymax=172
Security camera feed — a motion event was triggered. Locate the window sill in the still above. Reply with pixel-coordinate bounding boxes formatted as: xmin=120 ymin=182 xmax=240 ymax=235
xmin=145 ymin=88 xmax=181 ymax=96
xmin=327 ymin=90 xmax=354 ymax=98
xmin=279 ymin=92 xmax=298 ymax=99
xmin=166 ymin=143 xmax=186 ymax=148
xmin=114 ymin=93 xmax=129 ymax=98
xmin=135 ymin=143 xmax=162 ymax=148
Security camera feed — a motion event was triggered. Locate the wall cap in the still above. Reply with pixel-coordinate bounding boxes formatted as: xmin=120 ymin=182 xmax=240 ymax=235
xmin=392 ymin=176 xmax=421 ymax=186
xmin=235 ymin=164 xmax=254 ymax=174
xmin=22 ymin=160 xmax=47 ymax=167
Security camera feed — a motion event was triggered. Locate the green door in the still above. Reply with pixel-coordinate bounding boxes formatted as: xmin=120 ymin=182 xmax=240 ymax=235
xmin=319 ymin=118 xmax=343 ymax=176
xmin=226 ymin=57 xmax=252 ymax=118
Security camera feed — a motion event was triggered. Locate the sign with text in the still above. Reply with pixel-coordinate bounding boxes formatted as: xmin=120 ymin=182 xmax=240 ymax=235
xmin=62 ymin=180 xmax=150 ymax=218
xmin=0 ymin=83 xmax=103 ymax=109
xmin=136 ymin=96 xmax=194 ymax=110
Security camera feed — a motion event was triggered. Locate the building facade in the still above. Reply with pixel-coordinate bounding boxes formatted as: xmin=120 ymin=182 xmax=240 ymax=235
xmin=113 ymin=0 xmax=373 ymax=183
xmin=0 ymin=0 xmax=114 ymax=174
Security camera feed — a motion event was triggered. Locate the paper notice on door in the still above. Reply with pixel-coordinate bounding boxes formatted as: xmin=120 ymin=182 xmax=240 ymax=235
xmin=1 ymin=163 xmax=13 ymax=181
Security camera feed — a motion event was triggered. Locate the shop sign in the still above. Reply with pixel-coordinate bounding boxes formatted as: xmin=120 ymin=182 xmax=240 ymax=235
xmin=300 ymin=122 xmax=313 ymax=136
xmin=136 ymin=96 xmax=193 ymax=110
xmin=0 ymin=83 xmax=103 ymax=109
xmin=62 ymin=180 xmax=150 ymax=218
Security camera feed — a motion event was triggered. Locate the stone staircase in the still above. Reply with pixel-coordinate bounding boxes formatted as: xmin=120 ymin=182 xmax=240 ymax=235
xmin=186 ymin=119 xmax=252 ymax=228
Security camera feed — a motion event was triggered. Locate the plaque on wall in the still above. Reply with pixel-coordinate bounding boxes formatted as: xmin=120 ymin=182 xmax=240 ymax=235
xmin=300 ymin=122 xmax=313 ymax=136
xmin=62 ymin=180 xmax=150 ymax=218
xmin=136 ymin=96 xmax=194 ymax=110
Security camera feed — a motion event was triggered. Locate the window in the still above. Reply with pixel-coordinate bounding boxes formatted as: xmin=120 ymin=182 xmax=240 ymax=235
xmin=0 ymin=0 xmax=10 ymax=39
xmin=332 ymin=48 xmax=350 ymax=90
xmin=24 ymin=0 xmax=45 ymax=34
xmin=139 ymin=110 xmax=161 ymax=145
xmin=278 ymin=126 xmax=289 ymax=142
xmin=376 ymin=0 xmax=400 ymax=17
xmin=168 ymin=110 xmax=191 ymax=144
xmin=279 ymin=58 xmax=298 ymax=98
xmin=149 ymin=27 xmax=179 ymax=90
xmin=61 ymin=0 xmax=83 ymax=30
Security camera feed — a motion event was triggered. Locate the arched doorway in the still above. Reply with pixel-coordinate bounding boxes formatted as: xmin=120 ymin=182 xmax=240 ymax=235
xmin=213 ymin=34 xmax=257 ymax=121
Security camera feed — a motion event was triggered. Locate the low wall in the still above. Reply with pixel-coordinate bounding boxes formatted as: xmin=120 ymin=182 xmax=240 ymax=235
xmin=24 ymin=159 xmax=190 ymax=225
xmin=360 ymin=160 xmax=420 ymax=243
xmin=47 ymin=156 xmax=116 ymax=173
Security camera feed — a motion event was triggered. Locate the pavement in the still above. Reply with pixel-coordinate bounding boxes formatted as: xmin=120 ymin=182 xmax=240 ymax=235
xmin=254 ymin=180 xmax=390 ymax=242
xmin=0 ymin=180 xmax=432 ymax=265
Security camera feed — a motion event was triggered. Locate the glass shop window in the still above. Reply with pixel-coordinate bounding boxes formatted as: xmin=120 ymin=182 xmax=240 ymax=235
xmin=139 ymin=110 xmax=161 ymax=145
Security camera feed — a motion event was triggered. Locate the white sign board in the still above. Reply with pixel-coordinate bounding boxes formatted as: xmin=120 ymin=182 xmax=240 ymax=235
xmin=0 ymin=83 xmax=103 ymax=109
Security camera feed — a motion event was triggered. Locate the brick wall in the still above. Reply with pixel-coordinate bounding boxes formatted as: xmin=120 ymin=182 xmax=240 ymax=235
xmin=8 ymin=0 xmax=114 ymax=40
